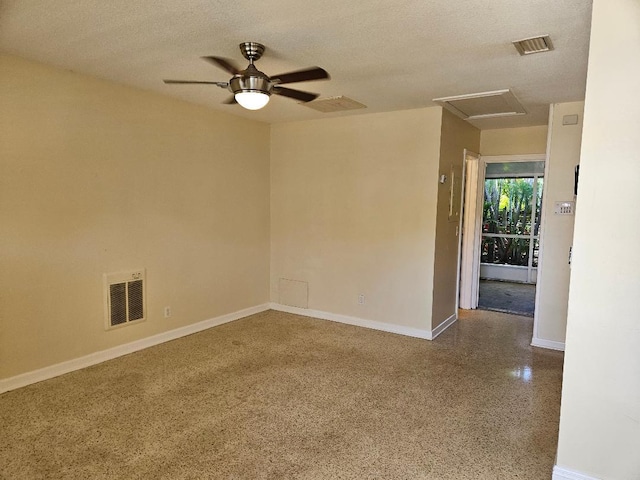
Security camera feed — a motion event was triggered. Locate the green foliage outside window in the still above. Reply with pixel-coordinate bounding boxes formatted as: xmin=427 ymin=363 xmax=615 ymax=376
xmin=482 ymin=177 xmax=543 ymax=267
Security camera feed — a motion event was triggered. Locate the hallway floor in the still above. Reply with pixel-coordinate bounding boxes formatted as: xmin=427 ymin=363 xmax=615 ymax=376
xmin=478 ymin=279 xmax=536 ymax=317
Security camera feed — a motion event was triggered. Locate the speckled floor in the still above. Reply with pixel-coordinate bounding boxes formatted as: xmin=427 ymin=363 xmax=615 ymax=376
xmin=0 ymin=309 xmax=564 ymax=479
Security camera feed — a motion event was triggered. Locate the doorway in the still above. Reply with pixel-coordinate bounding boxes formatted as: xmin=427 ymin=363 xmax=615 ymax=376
xmin=459 ymin=154 xmax=545 ymax=317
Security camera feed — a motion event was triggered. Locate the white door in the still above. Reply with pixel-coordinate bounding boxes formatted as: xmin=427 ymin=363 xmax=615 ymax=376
xmin=459 ymin=152 xmax=483 ymax=309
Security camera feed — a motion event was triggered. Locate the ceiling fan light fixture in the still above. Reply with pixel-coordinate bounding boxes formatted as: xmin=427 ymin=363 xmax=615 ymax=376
xmin=235 ymin=91 xmax=270 ymax=110
xmin=164 ymin=42 xmax=329 ymax=110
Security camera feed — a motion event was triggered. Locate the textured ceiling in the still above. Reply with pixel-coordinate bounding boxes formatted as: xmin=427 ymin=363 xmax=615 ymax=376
xmin=0 ymin=0 xmax=593 ymax=129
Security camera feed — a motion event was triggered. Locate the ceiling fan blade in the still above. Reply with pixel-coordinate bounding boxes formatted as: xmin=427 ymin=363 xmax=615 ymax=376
xmin=270 ymin=67 xmax=329 ymax=85
xmin=273 ymin=86 xmax=319 ymax=103
xmin=223 ymin=96 xmax=237 ymax=104
xmin=164 ymin=80 xmax=228 ymax=87
xmin=202 ymin=56 xmax=241 ymax=75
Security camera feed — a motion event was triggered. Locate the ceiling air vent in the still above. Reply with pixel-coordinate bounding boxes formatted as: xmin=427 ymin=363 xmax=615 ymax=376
xmin=104 ymin=269 xmax=146 ymax=329
xmin=303 ymin=96 xmax=367 ymax=113
xmin=512 ymin=35 xmax=554 ymax=55
xmin=433 ymin=89 xmax=526 ymax=121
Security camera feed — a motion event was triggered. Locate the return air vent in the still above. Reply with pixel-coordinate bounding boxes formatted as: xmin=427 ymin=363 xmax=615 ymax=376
xmin=104 ymin=269 xmax=146 ymax=329
xmin=303 ymin=96 xmax=367 ymax=113
xmin=512 ymin=35 xmax=554 ymax=55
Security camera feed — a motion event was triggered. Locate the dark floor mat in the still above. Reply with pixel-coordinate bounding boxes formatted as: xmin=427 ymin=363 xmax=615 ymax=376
xmin=478 ymin=280 xmax=536 ymax=317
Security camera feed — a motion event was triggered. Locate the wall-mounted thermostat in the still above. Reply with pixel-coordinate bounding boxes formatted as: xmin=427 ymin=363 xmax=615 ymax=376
xmin=554 ymin=201 xmax=575 ymax=215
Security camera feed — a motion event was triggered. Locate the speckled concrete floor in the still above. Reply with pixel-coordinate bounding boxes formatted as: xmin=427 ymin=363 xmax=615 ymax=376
xmin=0 ymin=309 xmax=563 ymax=479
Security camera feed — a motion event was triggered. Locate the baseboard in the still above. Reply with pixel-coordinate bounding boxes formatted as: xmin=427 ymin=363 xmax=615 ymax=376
xmin=431 ymin=313 xmax=457 ymax=339
xmin=269 ymin=303 xmax=433 ymax=340
xmin=553 ymin=465 xmax=600 ymax=480
xmin=0 ymin=303 xmax=270 ymax=394
xmin=531 ymin=336 xmax=566 ymax=351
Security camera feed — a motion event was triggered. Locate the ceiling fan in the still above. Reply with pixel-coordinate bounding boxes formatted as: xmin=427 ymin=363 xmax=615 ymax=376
xmin=163 ymin=42 xmax=330 ymax=110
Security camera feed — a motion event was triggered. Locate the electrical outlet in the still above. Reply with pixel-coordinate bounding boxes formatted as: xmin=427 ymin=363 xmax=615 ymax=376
xmin=164 ymin=306 xmax=172 ymax=318
xmin=358 ymin=294 xmax=365 ymax=305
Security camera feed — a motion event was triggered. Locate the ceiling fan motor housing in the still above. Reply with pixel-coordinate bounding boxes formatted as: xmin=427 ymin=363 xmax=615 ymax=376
xmin=229 ymin=64 xmax=271 ymax=96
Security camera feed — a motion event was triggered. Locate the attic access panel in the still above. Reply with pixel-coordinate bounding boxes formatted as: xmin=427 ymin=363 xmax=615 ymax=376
xmin=433 ymin=89 xmax=526 ymax=121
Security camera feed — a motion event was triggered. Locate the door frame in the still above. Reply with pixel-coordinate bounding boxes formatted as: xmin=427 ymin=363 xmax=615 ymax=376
xmin=458 ymin=153 xmax=546 ymax=310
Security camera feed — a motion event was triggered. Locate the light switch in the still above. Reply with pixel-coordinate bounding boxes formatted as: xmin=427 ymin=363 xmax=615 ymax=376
xmin=554 ymin=201 xmax=575 ymax=215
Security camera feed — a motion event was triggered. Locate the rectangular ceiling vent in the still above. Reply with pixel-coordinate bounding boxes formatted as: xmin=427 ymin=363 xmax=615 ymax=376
xmin=104 ymin=269 xmax=146 ymax=330
xmin=304 ymin=96 xmax=367 ymax=113
xmin=512 ymin=35 xmax=554 ymax=55
xmin=433 ymin=89 xmax=526 ymax=121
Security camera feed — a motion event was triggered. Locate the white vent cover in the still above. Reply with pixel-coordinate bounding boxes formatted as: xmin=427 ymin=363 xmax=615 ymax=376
xmin=278 ymin=278 xmax=309 ymax=308
xmin=433 ymin=89 xmax=526 ymax=121
xmin=513 ymin=35 xmax=554 ymax=55
xmin=104 ymin=269 xmax=146 ymax=329
xmin=303 ymin=96 xmax=367 ymax=113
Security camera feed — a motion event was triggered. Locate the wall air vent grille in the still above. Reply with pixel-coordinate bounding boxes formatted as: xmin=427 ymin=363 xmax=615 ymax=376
xmin=104 ymin=269 xmax=146 ymax=329
xmin=109 ymin=283 xmax=128 ymax=325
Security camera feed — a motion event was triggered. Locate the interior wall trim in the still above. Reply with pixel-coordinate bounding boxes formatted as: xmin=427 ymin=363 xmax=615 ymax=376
xmin=0 ymin=303 xmax=271 ymax=394
xmin=432 ymin=313 xmax=457 ymax=339
xmin=552 ymin=465 xmax=600 ymax=480
xmin=531 ymin=336 xmax=566 ymax=352
xmin=269 ymin=303 xmax=434 ymax=340
xmin=533 ymin=103 xmax=556 ymax=352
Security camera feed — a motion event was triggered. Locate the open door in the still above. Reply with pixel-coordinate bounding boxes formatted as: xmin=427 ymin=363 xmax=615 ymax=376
xmin=458 ymin=151 xmax=483 ymax=310
xmin=459 ymin=153 xmax=546 ymax=314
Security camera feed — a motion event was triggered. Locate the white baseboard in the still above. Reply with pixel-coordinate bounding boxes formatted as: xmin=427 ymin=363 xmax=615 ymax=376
xmin=531 ymin=336 xmax=566 ymax=351
xmin=431 ymin=313 xmax=457 ymax=339
xmin=0 ymin=303 xmax=270 ymax=394
xmin=553 ymin=465 xmax=599 ymax=480
xmin=269 ymin=303 xmax=433 ymax=340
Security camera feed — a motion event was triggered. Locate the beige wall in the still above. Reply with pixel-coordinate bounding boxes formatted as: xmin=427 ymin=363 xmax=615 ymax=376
xmin=431 ymin=110 xmax=480 ymax=329
xmin=480 ymin=125 xmax=548 ymax=156
xmin=534 ymin=101 xmax=584 ymax=347
xmin=556 ymin=0 xmax=640 ymax=478
xmin=270 ymin=108 xmax=443 ymax=331
xmin=0 ymin=55 xmax=271 ymax=379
